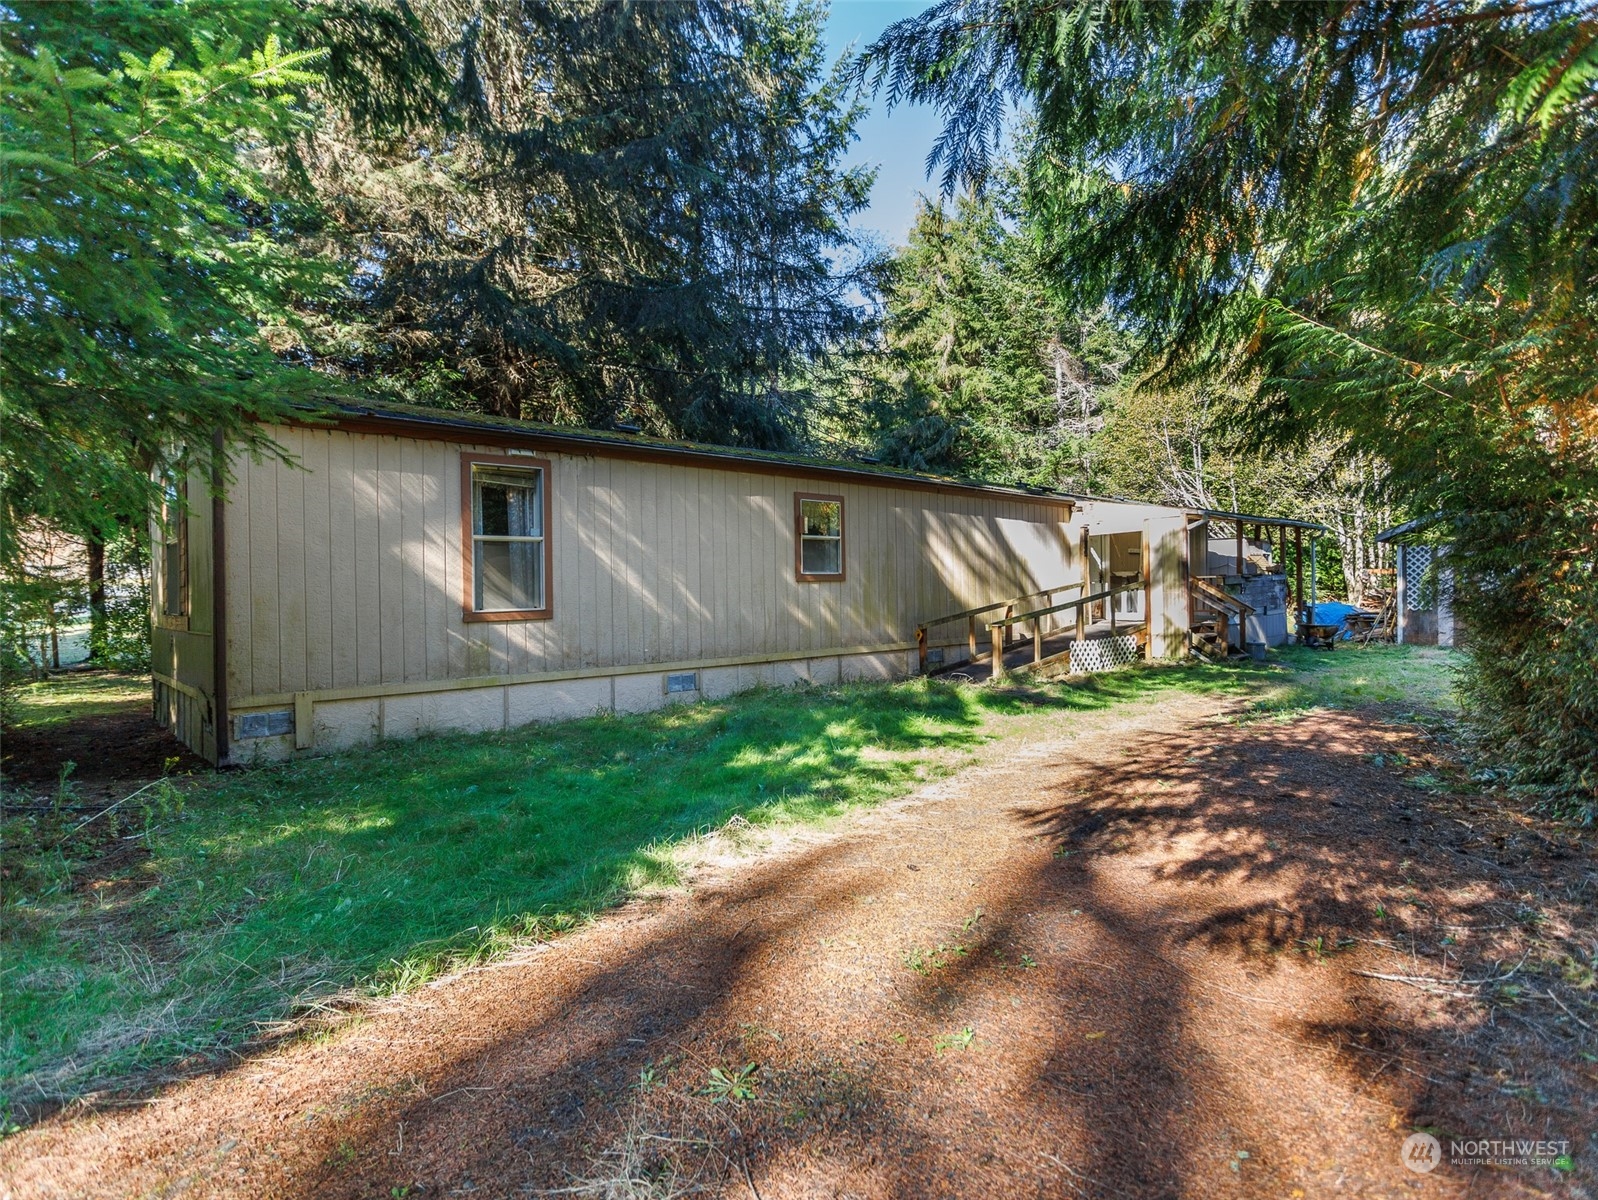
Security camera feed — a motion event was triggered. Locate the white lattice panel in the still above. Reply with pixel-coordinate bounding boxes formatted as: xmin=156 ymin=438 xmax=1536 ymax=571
xmin=1403 ymin=546 xmax=1433 ymax=606
xmin=1069 ymin=634 xmax=1140 ymax=674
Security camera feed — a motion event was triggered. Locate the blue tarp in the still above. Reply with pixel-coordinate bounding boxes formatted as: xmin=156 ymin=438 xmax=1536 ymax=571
xmin=1303 ymin=600 xmax=1360 ymax=639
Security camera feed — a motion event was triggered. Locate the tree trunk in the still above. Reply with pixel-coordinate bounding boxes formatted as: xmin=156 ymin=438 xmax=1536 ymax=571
xmin=87 ymin=535 xmax=106 ymax=660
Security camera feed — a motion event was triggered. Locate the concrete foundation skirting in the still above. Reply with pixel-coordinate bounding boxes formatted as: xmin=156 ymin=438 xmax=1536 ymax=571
xmin=226 ymin=646 xmax=924 ymax=764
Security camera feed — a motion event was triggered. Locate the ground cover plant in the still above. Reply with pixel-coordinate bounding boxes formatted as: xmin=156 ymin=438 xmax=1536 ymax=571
xmin=1 ymin=647 xmax=1452 ymax=1115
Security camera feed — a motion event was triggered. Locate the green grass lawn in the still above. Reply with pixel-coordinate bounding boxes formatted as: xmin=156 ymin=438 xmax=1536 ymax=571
xmin=5 ymin=671 xmax=148 ymax=730
xmin=0 ymin=644 xmax=1457 ymax=1111
xmin=1252 ymin=643 xmax=1460 ymax=715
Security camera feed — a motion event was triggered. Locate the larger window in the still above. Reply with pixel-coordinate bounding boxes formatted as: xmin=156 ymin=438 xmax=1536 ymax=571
xmin=462 ymin=454 xmax=552 ymax=621
xmin=795 ymin=493 xmax=844 ymax=581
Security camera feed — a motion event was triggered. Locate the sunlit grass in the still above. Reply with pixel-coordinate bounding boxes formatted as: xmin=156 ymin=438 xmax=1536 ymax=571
xmin=1 ymin=645 xmax=1457 ymax=1108
xmin=1247 ymin=644 xmax=1460 ymax=715
xmin=5 ymin=671 xmax=148 ymax=730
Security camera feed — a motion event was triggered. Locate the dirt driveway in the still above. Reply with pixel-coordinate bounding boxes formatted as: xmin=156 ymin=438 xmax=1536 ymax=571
xmin=3 ymin=691 xmax=1591 ymax=1199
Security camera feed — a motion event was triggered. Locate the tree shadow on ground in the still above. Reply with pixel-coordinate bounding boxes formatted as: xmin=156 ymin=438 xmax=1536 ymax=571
xmin=237 ymin=696 xmax=1590 ymax=1199
xmin=4 ymin=665 xmax=1248 ymax=1117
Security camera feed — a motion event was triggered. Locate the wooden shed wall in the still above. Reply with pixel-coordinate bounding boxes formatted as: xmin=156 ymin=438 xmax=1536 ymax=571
xmin=151 ymin=463 xmax=218 ymax=762
xmin=224 ymin=426 xmax=1078 ymax=707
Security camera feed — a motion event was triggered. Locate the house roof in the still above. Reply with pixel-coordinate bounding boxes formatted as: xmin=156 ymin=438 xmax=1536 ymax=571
xmin=1189 ymin=507 xmax=1331 ymax=533
xmin=299 ymin=399 xmax=1082 ymax=509
xmin=1376 ymin=514 xmax=1446 ymax=543
xmin=294 ymin=399 xmax=1323 ymax=532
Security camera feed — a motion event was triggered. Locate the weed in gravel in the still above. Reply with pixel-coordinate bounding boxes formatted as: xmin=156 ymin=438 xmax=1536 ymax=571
xmin=933 ymin=1027 xmax=976 ymax=1054
xmin=902 ymin=943 xmax=968 ymax=975
xmin=1297 ymin=935 xmax=1355 ymax=962
xmin=701 ymin=1063 xmax=759 ymax=1103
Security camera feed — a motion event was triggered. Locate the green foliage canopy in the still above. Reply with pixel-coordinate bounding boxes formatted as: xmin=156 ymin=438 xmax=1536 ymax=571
xmin=844 ymin=182 xmax=1129 ymax=486
xmin=0 ymin=1 xmax=340 ymax=563
xmin=864 ymin=0 xmax=1598 ymax=805
xmin=296 ymin=0 xmax=875 ymax=450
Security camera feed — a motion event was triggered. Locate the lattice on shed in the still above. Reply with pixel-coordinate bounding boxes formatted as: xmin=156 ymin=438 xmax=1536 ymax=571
xmin=1402 ymin=546 xmax=1434 ymax=610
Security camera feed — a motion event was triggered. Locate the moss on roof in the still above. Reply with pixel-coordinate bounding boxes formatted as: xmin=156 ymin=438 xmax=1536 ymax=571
xmin=301 ymin=397 xmax=1071 ymax=501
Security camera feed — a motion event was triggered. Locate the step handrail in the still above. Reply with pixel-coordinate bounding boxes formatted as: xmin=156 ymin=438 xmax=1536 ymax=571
xmin=1192 ymin=577 xmax=1255 ymax=616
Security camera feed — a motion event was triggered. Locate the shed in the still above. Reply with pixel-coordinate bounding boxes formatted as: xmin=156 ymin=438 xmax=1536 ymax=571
xmin=1376 ymin=516 xmax=1456 ymax=646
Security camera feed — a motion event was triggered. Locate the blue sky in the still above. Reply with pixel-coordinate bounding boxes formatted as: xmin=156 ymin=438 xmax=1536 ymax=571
xmin=820 ymin=1 xmax=946 ymax=248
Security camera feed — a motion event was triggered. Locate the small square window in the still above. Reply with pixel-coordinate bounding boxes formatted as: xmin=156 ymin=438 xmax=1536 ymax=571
xmin=795 ymin=494 xmax=844 ymax=581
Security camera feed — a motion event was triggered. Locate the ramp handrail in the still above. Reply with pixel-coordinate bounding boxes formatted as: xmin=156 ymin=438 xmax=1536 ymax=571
xmin=987 ymin=582 xmax=1145 ymax=680
xmin=915 ymin=582 xmax=1084 ymax=672
xmin=1192 ymin=577 xmax=1255 ymax=616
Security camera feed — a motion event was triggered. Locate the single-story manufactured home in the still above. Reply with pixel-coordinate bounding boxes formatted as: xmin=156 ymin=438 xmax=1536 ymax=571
xmin=151 ymin=402 xmax=1320 ymax=764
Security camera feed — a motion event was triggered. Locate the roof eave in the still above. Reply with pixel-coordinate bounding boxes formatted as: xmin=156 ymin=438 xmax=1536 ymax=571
xmin=292 ymin=402 xmax=1076 ymax=513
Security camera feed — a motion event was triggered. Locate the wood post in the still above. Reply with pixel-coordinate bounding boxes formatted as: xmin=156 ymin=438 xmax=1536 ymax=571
xmin=917 ymin=627 xmax=927 ymax=675
xmin=1003 ymin=603 xmax=1014 ymax=648
xmin=1075 ymin=593 xmax=1087 ymax=643
xmin=1034 ymin=618 xmax=1043 ymax=665
xmin=1182 ymin=520 xmax=1194 ymax=655
xmin=1294 ymin=526 xmax=1305 ymax=634
xmin=968 ymin=615 xmax=978 ymax=662
xmin=1079 ymin=523 xmax=1091 ymax=598
xmin=1142 ymin=524 xmax=1153 ymax=643
xmin=991 ymin=621 xmax=1004 ymax=681
xmin=1235 ymin=520 xmax=1244 ymax=578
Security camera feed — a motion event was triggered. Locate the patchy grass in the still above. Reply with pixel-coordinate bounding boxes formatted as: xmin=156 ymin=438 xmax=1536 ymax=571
xmin=0 ymin=646 xmax=1457 ymax=1111
xmin=1247 ymin=644 xmax=1460 ymax=716
xmin=5 ymin=672 xmax=148 ymax=731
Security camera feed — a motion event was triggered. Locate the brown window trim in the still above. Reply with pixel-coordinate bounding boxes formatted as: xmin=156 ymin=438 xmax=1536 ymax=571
xmin=155 ymin=475 xmax=189 ymax=630
xmin=794 ymin=492 xmax=845 ymax=583
xmin=460 ymin=451 xmax=554 ymax=623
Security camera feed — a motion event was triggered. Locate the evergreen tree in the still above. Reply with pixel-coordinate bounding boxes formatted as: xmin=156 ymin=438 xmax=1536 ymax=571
xmin=295 ymin=0 xmax=874 ymax=450
xmin=0 ymin=0 xmax=441 ymax=567
xmin=0 ymin=1 xmax=330 ymax=565
xmin=855 ymin=182 xmax=1127 ymax=486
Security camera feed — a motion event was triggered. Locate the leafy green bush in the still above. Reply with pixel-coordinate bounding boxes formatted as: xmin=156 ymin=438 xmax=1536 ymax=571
xmin=1455 ymin=496 xmax=1598 ymax=821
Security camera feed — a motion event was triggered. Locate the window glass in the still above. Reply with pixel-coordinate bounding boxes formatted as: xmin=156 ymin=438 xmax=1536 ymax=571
xmin=160 ymin=476 xmax=186 ymax=617
xmin=801 ymin=535 xmax=842 ymax=576
xmin=801 ymin=499 xmax=840 ymax=538
xmin=798 ymin=497 xmax=843 ymax=577
xmin=471 ymin=465 xmax=544 ymax=611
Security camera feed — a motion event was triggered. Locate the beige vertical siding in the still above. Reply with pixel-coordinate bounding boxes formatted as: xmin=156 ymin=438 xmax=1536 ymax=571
xmin=1146 ymin=515 xmax=1191 ymax=660
xmin=224 ymin=428 xmax=1083 ymax=705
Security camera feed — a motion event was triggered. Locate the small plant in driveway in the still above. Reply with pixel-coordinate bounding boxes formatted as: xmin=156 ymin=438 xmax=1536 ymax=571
xmin=702 ymin=1063 xmax=759 ymax=1102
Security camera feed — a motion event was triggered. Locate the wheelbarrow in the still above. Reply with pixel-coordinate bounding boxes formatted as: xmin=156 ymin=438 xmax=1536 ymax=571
xmin=1297 ymin=610 xmax=1343 ymax=649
